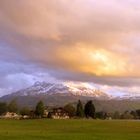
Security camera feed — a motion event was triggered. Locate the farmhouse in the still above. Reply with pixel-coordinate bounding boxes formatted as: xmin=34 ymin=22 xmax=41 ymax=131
xmin=48 ymin=108 xmax=69 ymax=119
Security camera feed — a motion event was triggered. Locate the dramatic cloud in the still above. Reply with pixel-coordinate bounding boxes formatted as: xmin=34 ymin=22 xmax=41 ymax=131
xmin=0 ymin=0 xmax=140 ymax=95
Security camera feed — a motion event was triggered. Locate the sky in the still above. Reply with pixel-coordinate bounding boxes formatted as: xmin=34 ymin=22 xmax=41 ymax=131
xmin=0 ymin=0 xmax=140 ymax=97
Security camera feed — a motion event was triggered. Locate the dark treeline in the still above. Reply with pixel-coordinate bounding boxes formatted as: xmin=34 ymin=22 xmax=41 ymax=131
xmin=0 ymin=99 xmax=140 ymax=120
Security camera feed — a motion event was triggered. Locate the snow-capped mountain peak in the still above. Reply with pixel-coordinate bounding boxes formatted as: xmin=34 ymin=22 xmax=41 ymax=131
xmin=11 ymin=81 xmax=111 ymax=99
xmin=2 ymin=81 xmax=140 ymax=100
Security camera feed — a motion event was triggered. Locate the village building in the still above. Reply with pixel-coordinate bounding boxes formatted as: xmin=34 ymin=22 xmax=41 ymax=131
xmin=48 ymin=108 xmax=69 ymax=119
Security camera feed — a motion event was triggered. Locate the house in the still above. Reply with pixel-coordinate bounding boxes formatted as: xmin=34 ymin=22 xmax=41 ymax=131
xmin=48 ymin=108 xmax=69 ymax=119
xmin=0 ymin=112 xmax=21 ymax=119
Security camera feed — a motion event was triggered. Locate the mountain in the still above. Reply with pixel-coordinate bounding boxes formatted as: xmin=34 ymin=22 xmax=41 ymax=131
xmin=6 ymin=81 xmax=112 ymax=99
xmin=0 ymin=82 xmax=140 ymax=112
xmin=0 ymin=81 xmax=110 ymax=107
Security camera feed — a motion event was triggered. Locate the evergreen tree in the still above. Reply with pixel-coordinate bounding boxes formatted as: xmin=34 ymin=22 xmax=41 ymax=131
xmin=84 ymin=100 xmax=95 ymax=119
xmin=76 ymin=100 xmax=84 ymax=117
xmin=8 ymin=100 xmax=18 ymax=113
xmin=35 ymin=101 xmax=45 ymax=117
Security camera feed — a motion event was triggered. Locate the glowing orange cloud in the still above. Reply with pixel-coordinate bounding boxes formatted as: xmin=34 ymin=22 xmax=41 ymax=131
xmin=54 ymin=43 xmax=129 ymax=77
xmin=0 ymin=0 xmax=140 ymax=78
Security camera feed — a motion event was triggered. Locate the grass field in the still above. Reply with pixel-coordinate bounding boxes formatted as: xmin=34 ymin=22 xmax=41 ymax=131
xmin=0 ymin=119 xmax=139 ymax=140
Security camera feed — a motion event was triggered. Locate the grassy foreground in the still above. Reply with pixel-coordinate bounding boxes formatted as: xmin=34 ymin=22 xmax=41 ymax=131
xmin=0 ymin=119 xmax=139 ymax=140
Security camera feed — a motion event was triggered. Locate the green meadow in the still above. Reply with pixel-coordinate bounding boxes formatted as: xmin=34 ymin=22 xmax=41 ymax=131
xmin=0 ymin=119 xmax=139 ymax=140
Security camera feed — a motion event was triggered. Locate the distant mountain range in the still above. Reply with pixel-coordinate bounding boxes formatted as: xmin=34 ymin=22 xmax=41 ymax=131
xmin=0 ymin=82 xmax=140 ymax=112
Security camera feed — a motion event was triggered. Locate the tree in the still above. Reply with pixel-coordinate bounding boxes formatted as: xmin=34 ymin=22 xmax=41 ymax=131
xmin=0 ymin=102 xmax=7 ymax=115
xmin=121 ymin=111 xmax=134 ymax=119
xmin=8 ymin=100 xmax=18 ymax=113
xmin=96 ymin=111 xmax=107 ymax=119
xmin=130 ymin=111 xmax=138 ymax=119
xmin=84 ymin=100 xmax=95 ymax=119
xmin=47 ymin=112 xmax=52 ymax=119
xmin=64 ymin=104 xmax=76 ymax=117
xmin=136 ymin=109 xmax=140 ymax=119
xmin=35 ymin=101 xmax=45 ymax=117
xmin=76 ymin=100 xmax=84 ymax=117
xmin=20 ymin=107 xmax=30 ymax=116
xmin=113 ymin=111 xmax=120 ymax=119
